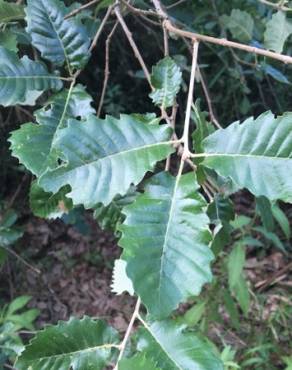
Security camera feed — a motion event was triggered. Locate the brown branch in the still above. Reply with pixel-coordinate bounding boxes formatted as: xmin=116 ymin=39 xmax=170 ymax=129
xmin=114 ymin=5 xmax=153 ymax=87
xmin=65 ymin=0 xmax=102 ymax=19
xmin=1 ymin=246 xmax=41 ymax=275
xmin=152 ymin=0 xmax=292 ymax=65
xmin=97 ymin=22 xmax=119 ymax=116
xmin=120 ymin=0 xmax=161 ymax=26
xmin=90 ymin=5 xmax=114 ymax=52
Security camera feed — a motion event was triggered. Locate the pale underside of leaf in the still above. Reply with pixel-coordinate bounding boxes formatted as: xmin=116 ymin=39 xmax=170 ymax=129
xmin=38 ymin=115 xmax=174 ymax=208
xmin=264 ymin=10 xmax=292 ymax=53
xmin=119 ymin=171 xmax=213 ymax=319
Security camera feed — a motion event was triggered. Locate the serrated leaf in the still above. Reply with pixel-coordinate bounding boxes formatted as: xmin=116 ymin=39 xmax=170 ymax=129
xmin=0 ymin=0 xmax=24 ymax=24
xmin=15 ymin=317 xmax=119 ymax=370
xmin=29 ymin=182 xmax=73 ymax=219
xmin=38 ymin=115 xmax=174 ymax=208
xmin=149 ymin=57 xmax=182 ymax=109
xmin=0 ymin=47 xmax=62 ymax=107
xmin=119 ymin=171 xmax=214 ymax=319
xmin=119 ymin=353 xmax=161 ymax=370
xmin=111 ymin=259 xmax=134 ymax=296
xmin=202 ymin=111 xmax=292 ymax=203
xmin=220 ymin=9 xmax=254 ymax=42
xmin=26 ymin=0 xmax=91 ymax=73
xmin=9 ymin=84 xmax=94 ymax=176
xmin=94 ymin=186 xmax=138 ymax=232
xmin=137 ymin=320 xmax=223 ymax=370
xmin=264 ymin=10 xmax=292 ymax=53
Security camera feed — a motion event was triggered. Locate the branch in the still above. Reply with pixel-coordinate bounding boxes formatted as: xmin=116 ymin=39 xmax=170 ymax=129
xmin=114 ymin=5 xmax=152 ymax=87
xmin=65 ymin=0 xmax=102 ymax=19
xmin=182 ymin=40 xmax=199 ymax=159
xmin=258 ymin=0 xmax=292 ymax=11
xmin=90 ymin=5 xmax=114 ymax=52
xmin=1 ymin=246 xmax=41 ymax=275
xmin=97 ymin=21 xmax=119 ymax=116
xmin=152 ymin=0 xmax=292 ymax=65
xmin=114 ymin=297 xmax=141 ymax=369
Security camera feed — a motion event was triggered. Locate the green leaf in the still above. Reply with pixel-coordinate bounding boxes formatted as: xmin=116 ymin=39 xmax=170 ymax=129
xmin=119 ymin=353 xmax=161 ymax=370
xmin=111 ymin=259 xmax=134 ymax=296
xmin=94 ymin=186 xmax=138 ymax=232
xmin=227 ymin=243 xmax=245 ymax=289
xmin=233 ymin=275 xmax=250 ymax=316
xmin=0 ymin=0 xmax=24 ymax=24
xmin=264 ymin=11 xmax=292 ymax=53
xmin=15 ymin=317 xmax=119 ymax=370
xmin=207 ymin=194 xmax=235 ymax=225
xmin=183 ymin=301 xmax=206 ymax=327
xmin=6 ymin=296 xmax=31 ymax=316
xmin=256 ymin=196 xmax=275 ymax=231
xmin=149 ymin=57 xmax=182 ymax=109
xmin=137 ymin=319 xmax=223 ymax=370
xmin=9 ymin=84 xmax=94 ymax=176
xmin=0 ymin=47 xmax=62 ymax=106
xmin=253 ymin=226 xmax=287 ymax=253
xmin=119 ymin=171 xmax=213 ymax=319
xmin=0 ymin=30 xmax=18 ymax=51
xmin=29 ymin=182 xmax=73 ymax=219
xmin=220 ymin=9 xmax=254 ymax=42
xmin=271 ymin=203 xmax=291 ymax=239
xmin=192 ymin=100 xmax=215 ymax=155
xmin=39 ymin=115 xmax=174 ymax=208
xmin=26 ymin=0 xmax=91 ymax=73
xmin=202 ymin=111 xmax=292 ymax=203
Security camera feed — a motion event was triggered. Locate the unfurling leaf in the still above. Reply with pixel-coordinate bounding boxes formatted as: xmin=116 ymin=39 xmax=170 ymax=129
xmin=15 ymin=317 xmax=119 ymax=370
xmin=202 ymin=111 xmax=292 ymax=203
xmin=119 ymin=171 xmax=214 ymax=319
xmin=26 ymin=0 xmax=91 ymax=72
xmin=149 ymin=57 xmax=182 ymax=109
xmin=38 ymin=114 xmax=174 ymax=208
xmin=0 ymin=47 xmax=62 ymax=107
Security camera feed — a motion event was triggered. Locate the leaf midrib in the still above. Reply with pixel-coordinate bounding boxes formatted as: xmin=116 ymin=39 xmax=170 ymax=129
xmin=24 ymin=343 xmax=117 ymax=362
xmin=157 ymin=170 xmax=182 ymax=310
xmin=59 ymin=140 xmax=174 ymax=171
xmin=202 ymin=152 xmax=292 ymax=161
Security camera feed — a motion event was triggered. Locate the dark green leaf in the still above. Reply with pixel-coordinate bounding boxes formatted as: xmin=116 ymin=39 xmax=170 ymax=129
xmin=0 ymin=47 xmax=62 ymax=106
xmin=119 ymin=171 xmax=213 ymax=319
xmin=39 ymin=115 xmax=174 ymax=208
xmin=15 ymin=317 xmax=119 ymax=370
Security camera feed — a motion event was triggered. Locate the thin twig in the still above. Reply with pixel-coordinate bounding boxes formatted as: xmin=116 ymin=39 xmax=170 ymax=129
xmin=90 ymin=5 xmax=114 ymax=52
xmin=114 ymin=5 xmax=153 ymax=87
xmin=166 ymin=0 xmax=188 ymax=9
xmin=65 ymin=0 xmax=102 ymax=19
xmin=1 ymin=246 xmax=41 ymax=275
xmin=152 ymin=0 xmax=292 ymax=65
xmin=258 ymin=0 xmax=292 ymax=11
xmin=97 ymin=22 xmax=119 ymax=116
xmin=114 ymin=298 xmax=141 ymax=369
xmin=120 ymin=0 xmax=161 ymax=26
xmin=182 ymin=40 xmax=199 ymax=158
